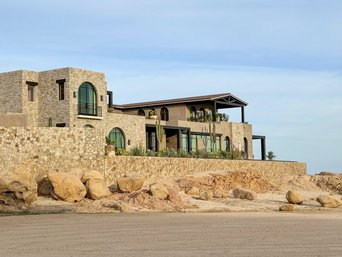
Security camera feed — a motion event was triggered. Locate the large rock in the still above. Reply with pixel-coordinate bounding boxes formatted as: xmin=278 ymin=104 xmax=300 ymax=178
xmin=82 ymin=170 xmax=110 ymax=200
xmin=48 ymin=172 xmax=86 ymax=203
xmin=286 ymin=190 xmax=304 ymax=204
xmin=279 ymin=204 xmax=294 ymax=212
xmin=149 ymin=182 xmax=169 ymax=200
xmin=0 ymin=165 xmax=37 ymax=207
xmin=200 ymin=190 xmax=214 ymax=201
xmin=81 ymin=170 xmax=104 ymax=183
xmin=232 ymin=188 xmax=257 ymax=200
xmin=316 ymin=195 xmax=342 ymax=208
xmin=86 ymin=180 xmax=111 ymax=200
xmin=186 ymin=187 xmax=200 ymax=196
xmin=37 ymin=177 xmax=53 ymax=196
xmin=117 ymin=175 xmax=144 ymax=193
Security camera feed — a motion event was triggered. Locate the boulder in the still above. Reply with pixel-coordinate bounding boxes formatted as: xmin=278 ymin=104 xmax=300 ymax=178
xmin=37 ymin=177 xmax=53 ymax=196
xmin=286 ymin=190 xmax=304 ymax=204
xmin=81 ymin=170 xmax=104 ymax=183
xmin=232 ymin=188 xmax=257 ymax=200
xmin=316 ymin=195 xmax=342 ymax=208
xmin=81 ymin=170 xmax=110 ymax=200
xmin=199 ymin=190 xmax=213 ymax=201
xmin=279 ymin=204 xmax=294 ymax=212
xmin=186 ymin=187 xmax=200 ymax=196
xmin=149 ymin=182 xmax=169 ymax=200
xmin=48 ymin=172 xmax=86 ymax=203
xmin=86 ymin=180 xmax=110 ymax=200
xmin=117 ymin=175 xmax=144 ymax=193
xmin=0 ymin=165 xmax=37 ymax=207
xmin=213 ymin=190 xmax=228 ymax=198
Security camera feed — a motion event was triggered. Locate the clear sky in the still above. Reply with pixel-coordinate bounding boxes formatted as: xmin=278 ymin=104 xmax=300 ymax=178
xmin=1 ymin=0 xmax=341 ymax=173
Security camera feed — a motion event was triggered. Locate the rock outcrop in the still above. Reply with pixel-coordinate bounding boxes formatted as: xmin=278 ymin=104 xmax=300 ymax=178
xmin=48 ymin=172 xmax=86 ymax=203
xmin=117 ymin=175 xmax=144 ymax=193
xmin=0 ymin=165 xmax=37 ymax=207
xmin=310 ymin=174 xmax=342 ymax=194
xmin=286 ymin=190 xmax=304 ymax=205
xmin=316 ymin=195 xmax=342 ymax=208
xmin=232 ymin=188 xmax=257 ymax=200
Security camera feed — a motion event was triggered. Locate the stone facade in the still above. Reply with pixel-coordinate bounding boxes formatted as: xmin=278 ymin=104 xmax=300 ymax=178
xmin=0 ymin=67 xmax=258 ymax=156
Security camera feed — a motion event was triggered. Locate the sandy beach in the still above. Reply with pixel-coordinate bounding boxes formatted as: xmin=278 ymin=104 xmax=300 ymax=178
xmin=0 ymin=212 xmax=341 ymax=257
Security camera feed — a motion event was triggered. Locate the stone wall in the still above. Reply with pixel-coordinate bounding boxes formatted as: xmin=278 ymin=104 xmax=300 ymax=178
xmin=0 ymin=71 xmax=23 ymax=114
xmin=0 ymin=114 xmax=28 ymax=127
xmin=0 ymin=127 xmax=306 ymax=186
xmin=0 ymin=127 xmax=105 ymax=179
xmin=105 ymin=156 xmax=306 ymax=184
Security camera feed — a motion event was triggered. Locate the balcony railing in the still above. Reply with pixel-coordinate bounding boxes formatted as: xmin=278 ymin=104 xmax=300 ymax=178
xmin=78 ymin=103 xmax=102 ymax=117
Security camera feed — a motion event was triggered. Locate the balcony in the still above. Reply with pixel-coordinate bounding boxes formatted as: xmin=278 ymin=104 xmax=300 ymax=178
xmin=78 ymin=103 xmax=102 ymax=118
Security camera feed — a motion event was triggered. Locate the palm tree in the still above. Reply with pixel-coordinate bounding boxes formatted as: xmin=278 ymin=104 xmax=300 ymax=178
xmin=267 ymin=151 xmax=276 ymax=160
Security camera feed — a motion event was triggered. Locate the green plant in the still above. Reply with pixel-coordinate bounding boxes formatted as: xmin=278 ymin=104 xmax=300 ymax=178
xmin=105 ymin=136 xmax=115 ymax=146
xmin=227 ymin=147 xmax=244 ymax=160
xmin=115 ymin=148 xmax=128 ymax=156
xmin=129 ymin=145 xmax=145 ymax=156
xmin=149 ymin=108 xmax=156 ymax=116
xmin=158 ymin=147 xmax=178 ymax=157
xmin=178 ymin=149 xmax=189 ymax=158
xmin=267 ymin=151 xmax=276 ymax=160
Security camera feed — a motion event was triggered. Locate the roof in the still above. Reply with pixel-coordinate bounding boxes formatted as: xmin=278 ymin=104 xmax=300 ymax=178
xmin=113 ymin=93 xmax=247 ymax=110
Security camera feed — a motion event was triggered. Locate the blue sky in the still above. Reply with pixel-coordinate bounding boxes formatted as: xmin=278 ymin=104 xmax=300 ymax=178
xmin=1 ymin=0 xmax=341 ymax=173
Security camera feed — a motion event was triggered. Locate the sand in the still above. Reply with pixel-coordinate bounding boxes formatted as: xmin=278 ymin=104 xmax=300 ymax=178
xmin=0 ymin=212 xmax=341 ymax=257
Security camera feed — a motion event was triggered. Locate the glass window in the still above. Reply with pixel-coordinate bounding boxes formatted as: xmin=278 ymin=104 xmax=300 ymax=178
xmin=109 ymin=128 xmax=125 ymax=149
xmin=138 ymin=109 xmax=145 ymax=116
xmin=190 ymin=134 xmax=197 ymax=152
xmin=190 ymin=106 xmax=196 ymax=118
xmin=206 ymin=136 xmax=212 ymax=152
xmin=181 ymin=133 xmax=188 ymax=152
xmin=160 ymin=107 xmax=169 ymax=121
xmin=244 ymin=137 xmax=248 ymax=158
xmin=28 ymin=85 xmax=35 ymax=102
xmin=215 ymin=136 xmax=221 ymax=151
xmin=59 ymin=83 xmax=65 ymax=100
xmin=78 ymin=82 xmax=97 ymax=116
xmin=224 ymin=136 xmax=230 ymax=151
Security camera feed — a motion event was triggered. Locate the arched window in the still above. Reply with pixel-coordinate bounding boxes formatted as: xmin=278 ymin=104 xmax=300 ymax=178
xmin=78 ymin=82 xmax=97 ymax=116
xmin=244 ymin=137 xmax=248 ymax=159
xmin=84 ymin=124 xmax=94 ymax=129
xmin=224 ymin=136 xmax=230 ymax=151
xmin=109 ymin=128 xmax=125 ymax=149
xmin=199 ymin=107 xmax=206 ymax=120
xmin=160 ymin=107 xmax=169 ymax=121
xmin=190 ymin=106 xmax=196 ymax=119
xmin=137 ymin=109 xmax=145 ymax=116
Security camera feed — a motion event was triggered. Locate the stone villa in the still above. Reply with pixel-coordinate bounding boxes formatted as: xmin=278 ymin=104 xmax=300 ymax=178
xmin=0 ymin=67 xmax=266 ymax=159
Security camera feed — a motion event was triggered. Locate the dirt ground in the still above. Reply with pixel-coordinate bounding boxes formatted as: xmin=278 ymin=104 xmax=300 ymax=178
xmin=0 ymin=212 xmax=341 ymax=257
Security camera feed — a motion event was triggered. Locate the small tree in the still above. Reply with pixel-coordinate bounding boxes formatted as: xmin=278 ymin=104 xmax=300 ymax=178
xmin=267 ymin=151 xmax=276 ymax=160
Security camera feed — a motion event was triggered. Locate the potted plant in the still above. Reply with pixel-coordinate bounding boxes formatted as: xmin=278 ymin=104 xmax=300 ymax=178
xmin=149 ymin=109 xmax=157 ymax=120
xmin=105 ymin=136 xmax=115 ymax=155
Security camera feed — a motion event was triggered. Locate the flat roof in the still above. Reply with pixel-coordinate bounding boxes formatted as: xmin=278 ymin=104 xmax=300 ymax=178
xmin=113 ymin=93 xmax=247 ymax=110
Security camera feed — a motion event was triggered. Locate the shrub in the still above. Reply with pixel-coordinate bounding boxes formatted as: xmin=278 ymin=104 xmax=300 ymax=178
xmin=129 ymin=146 xmax=145 ymax=156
